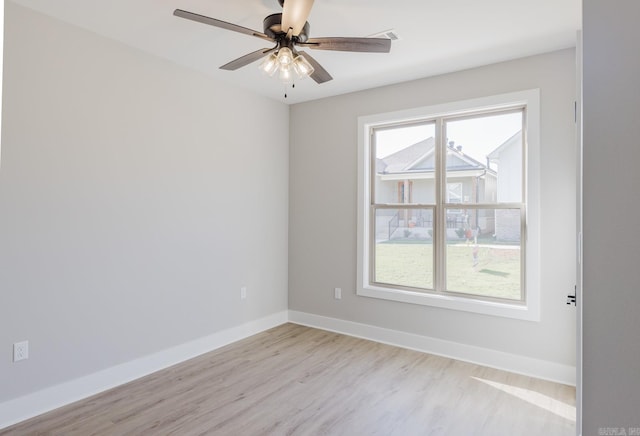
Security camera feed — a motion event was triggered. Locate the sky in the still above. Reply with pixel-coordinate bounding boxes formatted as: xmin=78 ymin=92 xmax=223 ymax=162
xmin=376 ymin=111 xmax=522 ymax=163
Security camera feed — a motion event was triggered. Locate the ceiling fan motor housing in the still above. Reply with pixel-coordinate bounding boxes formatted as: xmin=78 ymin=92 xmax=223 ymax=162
xmin=263 ymin=13 xmax=310 ymax=43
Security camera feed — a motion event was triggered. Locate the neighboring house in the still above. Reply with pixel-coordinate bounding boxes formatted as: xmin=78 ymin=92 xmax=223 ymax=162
xmin=487 ymin=130 xmax=523 ymax=242
xmin=375 ymin=138 xmax=497 ymax=241
xmin=375 ymin=132 xmax=523 ymax=242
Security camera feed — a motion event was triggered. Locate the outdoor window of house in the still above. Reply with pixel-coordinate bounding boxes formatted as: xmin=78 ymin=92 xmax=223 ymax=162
xmin=357 ymin=90 xmax=540 ymax=321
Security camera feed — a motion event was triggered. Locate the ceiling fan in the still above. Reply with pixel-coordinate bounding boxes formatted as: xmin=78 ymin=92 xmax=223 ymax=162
xmin=173 ymin=0 xmax=392 ymax=85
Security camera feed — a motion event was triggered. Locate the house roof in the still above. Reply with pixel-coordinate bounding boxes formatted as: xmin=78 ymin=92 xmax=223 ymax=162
xmin=488 ymin=130 xmax=522 ymax=161
xmin=380 ymin=138 xmax=436 ymax=173
xmin=378 ymin=138 xmax=494 ymax=175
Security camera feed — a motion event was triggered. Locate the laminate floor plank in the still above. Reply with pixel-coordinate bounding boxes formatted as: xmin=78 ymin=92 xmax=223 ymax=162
xmin=0 ymin=323 xmax=575 ymax=435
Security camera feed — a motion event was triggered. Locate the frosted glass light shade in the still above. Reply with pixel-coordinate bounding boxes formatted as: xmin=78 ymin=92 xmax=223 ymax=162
xmin=293 ymin=54 xmax=315 ymax=79
xmin=259 ymin=53 xmax=279 ymax=76
xmin=277 ymin=47 xmax=294 ymax=66
xmin=279 ymin=65 xmax=293 ymax=83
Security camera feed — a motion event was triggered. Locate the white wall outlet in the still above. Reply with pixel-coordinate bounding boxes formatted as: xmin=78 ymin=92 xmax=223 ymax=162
xmin=334 ymin=287 xmax=342 ymax=300
xmin=240 ymin=286 xmax=247 ymax=299
xmin=13 ymin=341 xmax=29 ymax=362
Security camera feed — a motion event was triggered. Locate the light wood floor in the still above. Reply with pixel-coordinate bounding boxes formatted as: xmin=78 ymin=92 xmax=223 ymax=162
xmin=1 ymin=323 xmax=576 ymax=435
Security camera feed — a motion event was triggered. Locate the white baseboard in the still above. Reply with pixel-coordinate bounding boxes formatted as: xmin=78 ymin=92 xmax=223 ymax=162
xmin=288 ymin=310 xmax=576 ymax=386
xmin=0 ymin=311 xmax=288 ymax=430
xmin=1 ymin=309 xmax=575 ymax=430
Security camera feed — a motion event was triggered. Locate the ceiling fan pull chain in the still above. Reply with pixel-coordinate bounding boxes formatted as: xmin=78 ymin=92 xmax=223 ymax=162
xmin=284 ymin=82 xmax=297 ymax=98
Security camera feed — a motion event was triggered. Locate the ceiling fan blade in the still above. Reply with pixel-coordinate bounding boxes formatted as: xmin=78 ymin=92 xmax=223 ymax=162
xmin=299 ymin=37 xmax=391 ymax=53
xmin=296 ymin=51 xmax=332 ymax=84
xmin=220 ymin=47 xmax=278 ymax=71
xmin=173 ymin=9 xmax=273 ymax=42
xmin=281 ymin=0 xmax=315 ymax=37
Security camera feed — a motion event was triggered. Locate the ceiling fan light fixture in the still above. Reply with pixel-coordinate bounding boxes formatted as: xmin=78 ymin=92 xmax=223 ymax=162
xmin=293 ymin=54 xmax=315 ymax=79
xmin=259 ymin=53 xmax=279 ymax=76
xmin=259 ymin=49 xmax=314 ymax=83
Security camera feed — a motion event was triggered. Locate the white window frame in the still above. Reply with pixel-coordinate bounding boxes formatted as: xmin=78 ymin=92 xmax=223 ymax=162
xmin=357 ymin=90 xmax=540 ymax=321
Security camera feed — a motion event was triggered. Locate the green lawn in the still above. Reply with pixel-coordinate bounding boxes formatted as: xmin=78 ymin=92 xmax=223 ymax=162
xmin=374 ymin=241 xmax=521 ymax=300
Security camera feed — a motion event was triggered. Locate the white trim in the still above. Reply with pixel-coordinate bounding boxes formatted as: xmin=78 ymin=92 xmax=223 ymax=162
xmin=0 ymin=0 xmax=4 ymax=166
xmin=0 ymin=311 xmax=288 ymax=430
xmin=575 ymin=28 xmax=584 ymax=436
xmin=357 ymin=285 xmax=532 ymax=320
xmin=357 ymin=89 xmax=541 ymax=321
xmin=289 ymin=310 xmax=576 ymax=386
xmin=379 ymin=168 xmax=490 ymax=181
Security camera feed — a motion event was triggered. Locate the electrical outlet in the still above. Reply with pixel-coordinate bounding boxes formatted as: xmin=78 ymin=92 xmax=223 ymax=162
xmin=240 ymin=286 xmax=247 ymax=299
xmin=334 ymin=288 xmax=342 ymax=300
xmin=13 ymin=341 xmax=29 ymax=362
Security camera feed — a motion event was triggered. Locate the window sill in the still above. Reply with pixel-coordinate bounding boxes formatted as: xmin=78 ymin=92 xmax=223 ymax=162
xmin=357 ymin=285 xmax=540 ymax=321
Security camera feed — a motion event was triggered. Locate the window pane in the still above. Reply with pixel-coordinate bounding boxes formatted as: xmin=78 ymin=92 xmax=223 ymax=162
xmin=445 ymin=207 xmax=522 ymax=300
xmin=445 ymin=111 xmax=523 ymax=204
xmin=374 ymin=208 xmax=434 ymax=290
xmin=374 ymin=123 xmax=436 ymax=204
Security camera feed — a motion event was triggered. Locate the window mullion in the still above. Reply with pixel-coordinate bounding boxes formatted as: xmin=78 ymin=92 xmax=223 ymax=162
xmin=369 ymin=130 xmax=377 ymax=287
xmin=435 ymin=118 xmax=446 ymax=293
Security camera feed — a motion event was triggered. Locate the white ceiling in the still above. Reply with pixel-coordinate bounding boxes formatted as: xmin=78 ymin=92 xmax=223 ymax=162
xmin=10 ymin=0 xmax=581 ymax=104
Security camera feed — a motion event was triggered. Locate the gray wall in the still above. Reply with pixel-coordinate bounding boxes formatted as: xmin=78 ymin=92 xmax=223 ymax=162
xmin=583 ymin=1 xmax=640 ymax=433
xmin=0 ymin=3 xmax=289 ymax=402
xmin=289 ymin=49 xmax=577 ymax=368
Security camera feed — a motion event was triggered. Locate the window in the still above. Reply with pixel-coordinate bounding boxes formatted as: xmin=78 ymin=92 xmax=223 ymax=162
xmin=357 ymin=90 xmax=540 ymax=320
xmin=397 ymin=181 xmax=413 ymax=203
xmin=447 ymin=183 xmax=463 ymax=203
